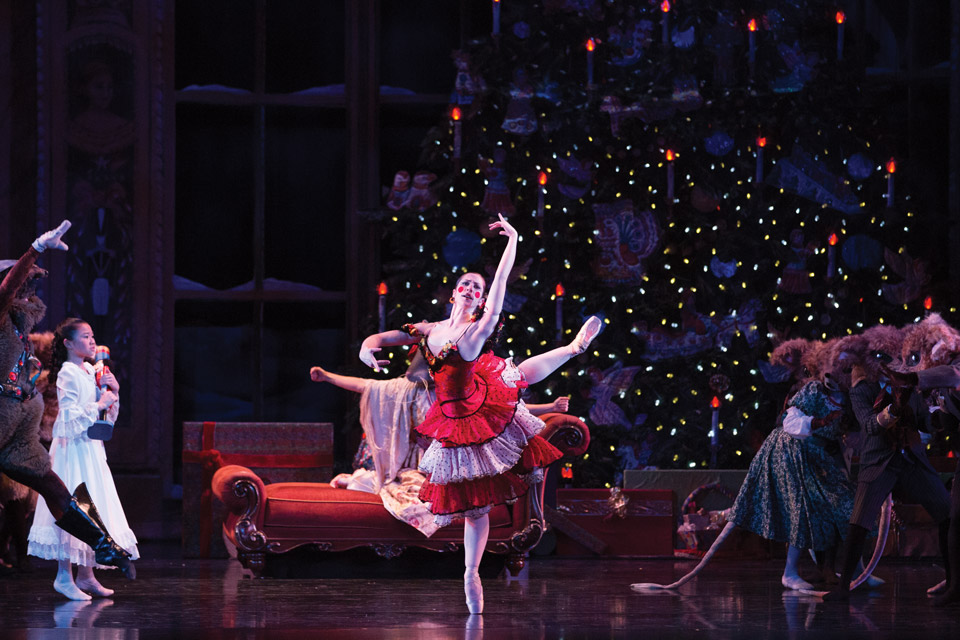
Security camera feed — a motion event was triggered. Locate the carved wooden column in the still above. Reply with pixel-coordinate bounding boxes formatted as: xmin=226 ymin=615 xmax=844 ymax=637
xmin=39 ymin=0 xmax=170 ymax=533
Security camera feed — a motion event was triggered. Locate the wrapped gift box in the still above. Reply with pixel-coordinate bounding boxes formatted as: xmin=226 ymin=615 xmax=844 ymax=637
xmin=182 ymin=421 xmax=334 ymax=558
xmin=554 ymin=489 xmax=673 ymax=557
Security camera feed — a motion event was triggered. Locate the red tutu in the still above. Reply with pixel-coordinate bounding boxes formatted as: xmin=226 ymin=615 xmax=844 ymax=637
xmin=406 ymin=325 xmax=562 ymax=525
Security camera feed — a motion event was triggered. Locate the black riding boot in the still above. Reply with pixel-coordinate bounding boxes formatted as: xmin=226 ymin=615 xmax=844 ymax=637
xmin=54 ymin=483 xmax=135 ymax=579
xmin=822 ymin=524 xmax=868 ymax=601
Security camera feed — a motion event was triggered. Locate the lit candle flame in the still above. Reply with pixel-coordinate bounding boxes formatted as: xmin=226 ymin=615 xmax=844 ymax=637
xmin=836 ymin=11 xmax=846 ymax=24
xmin=378 ymin=281 xmax=388 ymax=296
xmin=748 ymin=18 xmax=757 ymax=32
xmin=711 ymin=396 xmax=721 ymax=409
xmin=451 ymin=106 xmax=461 ymax=121
xmin=586 ymin=38 xmax=595 ymax=52
xmin=665 ymin=149 xmax=675 ymax=162
xmin=924 ymin=296 xmax=933 ymax=310
xmin=555 ymin=283 xmax=566 ymax=297
xmin=661 ymin=0 xmax=670 ymax=13
xmin=828 ymin=233 xmax=838 ymax=246
xmin=886 ymin=158 xmax=896 ymax=174
xmin=538 ymin=171 xmax=548 ymax=186
xmin=756 ymin=136 xmax=767 ymax=148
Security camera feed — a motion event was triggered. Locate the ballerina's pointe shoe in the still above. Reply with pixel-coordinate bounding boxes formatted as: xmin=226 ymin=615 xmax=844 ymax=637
xmin=571 ymin=316 xmax=603 ymax=355
xmin=465 ymin=570 xmax=484 ymax=614
xmin=781 ymin=575 xmax=814 ymax=591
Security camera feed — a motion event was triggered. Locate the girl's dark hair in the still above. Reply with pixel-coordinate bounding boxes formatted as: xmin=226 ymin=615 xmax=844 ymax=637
xmin=49 ymin=317 xmax=87 ymax=388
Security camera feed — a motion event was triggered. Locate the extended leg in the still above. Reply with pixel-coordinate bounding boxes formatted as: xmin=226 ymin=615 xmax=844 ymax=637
xmin=518 ymin=316 xmax=602 ymax=384
xmin=463 ymin=513 xmax=490 ymax=614
xmin=310 ymin=366 xmax=371 ymax=394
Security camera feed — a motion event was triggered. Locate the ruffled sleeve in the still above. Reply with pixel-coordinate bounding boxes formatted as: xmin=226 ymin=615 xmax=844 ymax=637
xmin=55 ymin=363 xmax=100 ymax=439
xmin=401 ymin=323 xmax=424 ymax=338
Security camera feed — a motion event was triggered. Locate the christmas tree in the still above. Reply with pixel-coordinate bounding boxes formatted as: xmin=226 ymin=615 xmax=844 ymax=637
xmin=376 ymin=0 xmax=952 ymax=487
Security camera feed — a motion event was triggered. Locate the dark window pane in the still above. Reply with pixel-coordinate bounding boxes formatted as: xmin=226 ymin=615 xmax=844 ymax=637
xmin=266 ymin=0 xmax=345 ymax=92
xmin=174 ymin=301 xmax=256 ymax=427
xmin=262 ymin=302 xmax=346 ymax=424
xmin=264 ymin=107 xmax=346 ymax=290
xmin=381 ymin=104 xmax=445 ymax=186
xmin=175 ymin=0 xmax=255 ymax=90
xmin=175 ymin=104 xmax=256 ymax=289
xmin=380 ymin=1 xmax=461 ymax=94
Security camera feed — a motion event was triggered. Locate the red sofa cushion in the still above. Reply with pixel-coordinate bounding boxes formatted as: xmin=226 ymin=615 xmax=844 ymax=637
xmin=262 ymin=483 xmax=514 ymax=538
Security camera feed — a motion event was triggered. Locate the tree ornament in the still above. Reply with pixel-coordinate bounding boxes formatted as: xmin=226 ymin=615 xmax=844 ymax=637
xmin=450 ymin=51 xmax=486 ymax=110
xmin=407 ymin=172 xmax=437 ymax=212
xmin=846 ymin=153 xmax=872 ymax=181
xmin=479 ymin=148 xmax=516 ymax=216
xmin=778 ymin=228 xmax=815 ymax=294
xmin=501 ymin=68 xmax=537 ymax=135
xmin=386 ymin=171 xmax=411 ymax=211
xmin=704 ymin=130 xmax=734 ymax=156
xmin=840 ymin=234 xmax=883 ymax=271
xmin=441 ymin=229 xmax=482 ymax=268
xmin=592 ymin=200 xmax=659 ymax=286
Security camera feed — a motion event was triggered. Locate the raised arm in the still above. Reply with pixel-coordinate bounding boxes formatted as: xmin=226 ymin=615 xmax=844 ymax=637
xmin=0 ymin=220 xmax=71 ymax=318
xmin=359 ymin=329 xmax=420 ymax=372
xmin=459 ymin=214 xmax=517 ymax=357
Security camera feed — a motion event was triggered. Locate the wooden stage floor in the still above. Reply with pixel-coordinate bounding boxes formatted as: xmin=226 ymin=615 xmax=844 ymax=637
xmin=1 ymin=543 xmax=957 ymax=638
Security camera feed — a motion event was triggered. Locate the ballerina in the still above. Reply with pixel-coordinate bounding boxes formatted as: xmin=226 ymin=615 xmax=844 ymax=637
xmin=358 ymin=214 xmax=601 ymax=613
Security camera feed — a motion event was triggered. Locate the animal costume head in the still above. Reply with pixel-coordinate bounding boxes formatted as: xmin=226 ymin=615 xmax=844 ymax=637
xmin=901 ymin=313 xmax=960 ymax=371
xmin=769 ymin=337 xmax=813 ymax=384
xmin=803 ymin=334 xmax=869 ymax=392
xmin=856 ymin=324 xmax=905 ymax=385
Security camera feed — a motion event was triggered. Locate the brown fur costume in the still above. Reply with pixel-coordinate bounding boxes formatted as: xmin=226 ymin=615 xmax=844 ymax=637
xmin=0 ymin=249 xmax=51 ymax=484
xmin=901 ymin=313 xmax=960 ymax=371
xmin=770 ymin=337 xmax=813 ymax=379
xmin=0 ymin=331 xmax=56 ymax=568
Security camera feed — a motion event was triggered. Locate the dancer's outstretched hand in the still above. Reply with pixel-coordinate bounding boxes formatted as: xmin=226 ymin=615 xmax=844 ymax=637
xmin=359 ymin=346 xmax=390 ymax=372
xmin=488 ymin=213 xmax=518 ymax=240
xmin=552 ymin=396 xmax=570 ymax=413
xmin=32 ymin=220 xmax=72 ymax=252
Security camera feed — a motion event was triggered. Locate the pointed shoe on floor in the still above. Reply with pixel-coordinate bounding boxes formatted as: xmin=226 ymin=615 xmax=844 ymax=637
xmin=465 ymin=570 xmax=484 ymax=614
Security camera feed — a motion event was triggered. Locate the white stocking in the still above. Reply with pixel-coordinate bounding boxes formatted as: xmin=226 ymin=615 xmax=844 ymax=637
xmin=464 ymin=513 xmax=490 ymax=570
xmin=518 ymin=346 xmax=575 ymax=385
xmin=54 ymin=560 xmax=91 ymax=601
xmin=463 ymin=514 xmax=489 ymax=614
